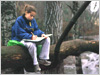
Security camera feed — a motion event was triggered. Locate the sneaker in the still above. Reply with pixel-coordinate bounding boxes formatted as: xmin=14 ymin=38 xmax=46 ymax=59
xmin=34 ymin=64 xmax=41 ymax=73
xmin=38 ymin=59 xmax=51 ymax=66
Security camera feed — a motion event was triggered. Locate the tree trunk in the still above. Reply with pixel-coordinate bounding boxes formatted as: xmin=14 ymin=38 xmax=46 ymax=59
xmin=44 ymin=1 xmax=63 ymax=44
xmin=66 ymin=1 xmax=79 ymax=39
xmin=1 ymin=45 xmax=33 ymax=70
xmin=72 ymin=1 xmax=79 ymax=39
xmin=1 ymin=1 xmax=17 ymax=46
xmin=1 ymin=39 xmax=99 ymax=70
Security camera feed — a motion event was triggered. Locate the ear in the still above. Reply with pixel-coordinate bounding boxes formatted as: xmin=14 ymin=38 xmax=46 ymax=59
xmin=25 ymin=11 xmax=28 ymax=14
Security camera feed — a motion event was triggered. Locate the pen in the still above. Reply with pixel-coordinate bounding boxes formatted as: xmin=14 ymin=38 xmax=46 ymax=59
xmin=31 ymin=32 xmax=34 ymax=35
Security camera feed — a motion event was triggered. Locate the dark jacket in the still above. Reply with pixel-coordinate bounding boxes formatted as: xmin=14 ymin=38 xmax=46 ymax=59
xmin=11 ymin=14 xmax=44 ymax=41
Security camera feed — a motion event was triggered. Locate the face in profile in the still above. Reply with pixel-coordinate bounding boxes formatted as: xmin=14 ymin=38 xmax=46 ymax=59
xmin=25 ymin=11 xmax=36 ymax=21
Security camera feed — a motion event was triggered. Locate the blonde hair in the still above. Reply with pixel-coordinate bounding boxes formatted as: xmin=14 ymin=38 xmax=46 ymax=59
xmin=24 ymin=4 xmax=36 ymax=13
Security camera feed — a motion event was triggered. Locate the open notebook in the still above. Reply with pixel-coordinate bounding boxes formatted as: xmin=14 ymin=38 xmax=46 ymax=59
xmin=22 ymin=34 xmax=52 ymax=42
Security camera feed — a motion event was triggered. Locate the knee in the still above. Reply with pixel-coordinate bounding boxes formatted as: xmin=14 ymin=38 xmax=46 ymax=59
xmin=45 ymin=37 xmax=50 ymax=44
xmin=28 ymin=43 xmax=36 ymax=49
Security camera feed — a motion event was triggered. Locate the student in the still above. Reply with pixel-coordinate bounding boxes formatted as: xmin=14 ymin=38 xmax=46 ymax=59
xmin=11 ymin=4 xmax=51 ymax=72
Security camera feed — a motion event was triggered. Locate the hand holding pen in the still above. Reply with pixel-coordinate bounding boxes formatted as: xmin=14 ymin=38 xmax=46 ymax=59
xmin=41 ymin=34 xmax=47 ymax=39
xmin=31 ymin=32 xmax=37 ymax=40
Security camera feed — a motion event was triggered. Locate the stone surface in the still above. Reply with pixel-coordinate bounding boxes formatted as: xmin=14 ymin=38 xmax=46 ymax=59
xmin=80 ymin=51 xmax=99 ymax=74
xmin=64 ymin=64 xmax=76 ymax=74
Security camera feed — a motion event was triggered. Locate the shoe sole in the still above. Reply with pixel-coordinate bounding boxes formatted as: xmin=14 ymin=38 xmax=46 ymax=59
xmin=41 ymin=63 xmax=51 ymax=66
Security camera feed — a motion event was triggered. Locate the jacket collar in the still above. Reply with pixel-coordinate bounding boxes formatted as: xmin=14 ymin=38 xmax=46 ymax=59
xmin=22 ymin=13 xmax=31 ymax=25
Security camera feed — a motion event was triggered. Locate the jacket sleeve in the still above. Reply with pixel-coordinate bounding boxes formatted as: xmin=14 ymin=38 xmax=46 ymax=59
xmin=14 ymin=20 xmax=32 ymax=39
xmin=33 ymin=19 xmax=44 ymax=37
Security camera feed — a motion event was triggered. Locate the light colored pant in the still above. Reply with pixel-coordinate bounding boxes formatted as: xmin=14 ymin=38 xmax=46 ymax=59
xmin=20 ymin=37 xmax=50 ymax=65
